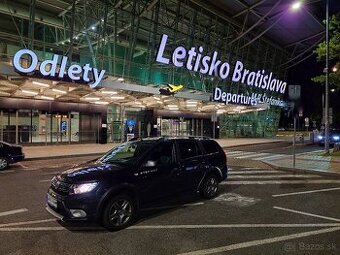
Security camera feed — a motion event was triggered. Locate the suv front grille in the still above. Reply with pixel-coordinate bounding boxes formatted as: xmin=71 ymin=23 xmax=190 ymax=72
xmin=51 ymin=178 xmax=71 ymax=195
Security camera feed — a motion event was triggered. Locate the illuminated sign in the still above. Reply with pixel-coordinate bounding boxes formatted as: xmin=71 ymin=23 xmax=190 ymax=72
xmin=213 ymin=87 xmax=285 ymax=107
xmin=13 ymin=49 xmax=106 ymax=88
xmin=156 ymin=34 xmax=287 ymax=94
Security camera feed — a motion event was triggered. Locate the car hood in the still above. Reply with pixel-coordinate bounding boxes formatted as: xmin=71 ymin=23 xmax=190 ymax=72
xmin=59 ymin=161 xmax=125 ymax=182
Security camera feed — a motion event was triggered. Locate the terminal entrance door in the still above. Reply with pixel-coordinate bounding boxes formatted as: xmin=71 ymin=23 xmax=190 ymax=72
xmin=160 ymin=117 xmax=204 ymax=137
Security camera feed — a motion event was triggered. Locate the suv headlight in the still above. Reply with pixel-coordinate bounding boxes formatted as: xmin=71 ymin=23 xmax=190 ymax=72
xmin=69 ymin=182 xmax=98 ymax=195
xmin=333 ymin=136 xmax=340 ymax=141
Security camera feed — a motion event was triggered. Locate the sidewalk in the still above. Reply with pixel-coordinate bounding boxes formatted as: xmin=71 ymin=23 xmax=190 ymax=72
xmin=21 ymin=137 xmax=340 ymax=177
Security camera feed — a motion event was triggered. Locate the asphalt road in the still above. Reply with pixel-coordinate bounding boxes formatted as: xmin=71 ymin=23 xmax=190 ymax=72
xmin=0 ymin=156 xmax=340 ymax=255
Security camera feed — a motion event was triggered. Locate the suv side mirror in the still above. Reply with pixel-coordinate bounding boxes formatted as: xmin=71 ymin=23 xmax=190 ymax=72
xmin=143 ymin=160 xmax=156 ymax=168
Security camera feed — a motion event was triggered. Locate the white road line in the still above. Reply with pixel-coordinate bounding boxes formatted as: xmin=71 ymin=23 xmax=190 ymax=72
xmin=228 ymin=174 xmax=320 ymax=179
xmin=0 ymin=208 xmax=28 ymax=217
xmin=257 ymin=154 xmax=288 ymax=161
xmin=273 ymin=206 xmax=340 ymax=222
xmin=16 ymin=162 xmax=28 ymax=169
xmin=224 ymin=150 xmax=244 ymax=155
xmin=2 ymin=223 xmax=340 ymax=232
xmin=228 ymin=171 xmax=285 ymax=175
xmin=273 ymin=187 xmax=340 ymax=197
xmin=176 ymin=227 xmax=340 ymax=255
xmin=39 ymin=179 xmax=52 ymax=183
xmin=0 ymin=226 xmax=102 ymax=232
xmin=236 ymin=153 xmax=270 ymax=159
xmin=231 ymin=152 xmax=257 ymax=158
xmin=241 ymin=167 xmax=260 ymax=170
xmin=128 ymin=223 xmax=340 ymax=229
xmin=184 ymin=202 xmax=204 ymax=207
xmin=0 ymin=170 xmax=15 ymax=174
xmin=222 ymin=180 xmax=340 ymax=185
xmin=0 ymin=219 xmax=56 ymax=228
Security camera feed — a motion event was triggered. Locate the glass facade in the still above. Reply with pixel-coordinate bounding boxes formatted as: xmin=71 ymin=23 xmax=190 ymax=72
xmin=0 ymin=0 xmax=290 ymax=142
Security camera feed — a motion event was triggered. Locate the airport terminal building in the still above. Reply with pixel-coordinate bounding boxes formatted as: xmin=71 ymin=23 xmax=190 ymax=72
xmin=0 ymin=0 xmax=324 ymax=144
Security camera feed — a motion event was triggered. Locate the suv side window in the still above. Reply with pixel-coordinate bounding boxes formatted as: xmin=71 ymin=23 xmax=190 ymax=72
xmin=177 ymin=140 xmax=201 ymax=160
xmin=201 ymin=140 xmax=221 ymax=154
xmin=145 ymin=142 xmax=174 ymax=166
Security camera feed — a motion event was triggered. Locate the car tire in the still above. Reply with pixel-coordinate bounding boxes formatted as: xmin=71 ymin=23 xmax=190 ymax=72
xmin=0 ymin=157 xmax=9 ymax=170
xmin=200 ymin=174 xmax=219 ymax=199
xmin=102 ymin=194 xmax=135 ymax=231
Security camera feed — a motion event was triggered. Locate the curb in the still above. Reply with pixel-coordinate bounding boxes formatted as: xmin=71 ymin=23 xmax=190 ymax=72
xmin=24 ymin=153 xmax=103 ymax=161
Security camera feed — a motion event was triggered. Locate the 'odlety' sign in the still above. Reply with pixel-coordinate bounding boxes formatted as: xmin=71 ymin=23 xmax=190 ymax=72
xmin=13 ymin=49 xmax=105 ymax=88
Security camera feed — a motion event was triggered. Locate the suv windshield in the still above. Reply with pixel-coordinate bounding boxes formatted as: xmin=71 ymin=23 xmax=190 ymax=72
xmin=98 ymin=140 xmax=156 ymax=164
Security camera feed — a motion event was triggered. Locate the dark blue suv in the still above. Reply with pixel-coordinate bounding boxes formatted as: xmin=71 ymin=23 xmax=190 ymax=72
xmin=46 ymin=137 xmax=228 ymax=230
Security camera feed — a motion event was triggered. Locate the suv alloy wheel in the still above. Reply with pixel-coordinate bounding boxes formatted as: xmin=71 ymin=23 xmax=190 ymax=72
xmin=201 ymin=174 xmax=219 ymax=199
xmin=102 ymin=194 xmax=135 ymax=230
xmin=0 ymin=157 xmax=9 ymax=170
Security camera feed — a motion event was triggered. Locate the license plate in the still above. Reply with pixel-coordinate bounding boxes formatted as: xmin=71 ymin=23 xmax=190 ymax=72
xmin=47 ymin=193 xmax=57 ymax=209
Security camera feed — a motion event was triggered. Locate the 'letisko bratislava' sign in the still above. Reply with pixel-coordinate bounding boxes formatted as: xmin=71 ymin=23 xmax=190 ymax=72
xmin=155 ymin=34 xmax=285 ymax=107
xmin=13 ymin=49 xmax=106 ymax=88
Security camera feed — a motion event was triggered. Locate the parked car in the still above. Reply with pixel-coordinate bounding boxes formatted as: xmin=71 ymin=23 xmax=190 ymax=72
xmin=46 ymin=137 xmax=228 ymax=230
xmin=0 ymin=141 xmax=25 ymax=170
xmin=318 ymin=129 xmax=340 ymax=146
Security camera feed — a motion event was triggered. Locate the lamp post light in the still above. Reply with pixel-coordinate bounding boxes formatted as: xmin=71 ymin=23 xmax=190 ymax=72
xmin=325 ymin=0 xmax=330 ymax=154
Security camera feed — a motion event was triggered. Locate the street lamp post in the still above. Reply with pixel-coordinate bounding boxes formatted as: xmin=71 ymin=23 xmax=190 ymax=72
xmin=325 ymin=0 xmax=330 ymax=153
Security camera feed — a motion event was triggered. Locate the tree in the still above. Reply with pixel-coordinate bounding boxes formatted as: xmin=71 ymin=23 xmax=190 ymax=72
xmin=311 ymin=14 xmax=340 ymax=88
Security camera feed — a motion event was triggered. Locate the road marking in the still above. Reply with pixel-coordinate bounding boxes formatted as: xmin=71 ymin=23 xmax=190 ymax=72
xmin=0 ymin=208 xmax=28 ymax=217
xmin=2 ymin=223 xmax=340 ymax=232
xmin=229 ymin=152 xmax=257 ymax=158
xmin=128 ymin=223 xmax=340 ymax=229
xmin=16 ymin=162 xmax=28 ymax=169
xmin=241 ymin=167 xmax=260 ymax=170
xmin=236 ymin=153 xmax=270 ymax=159
xmin=0 ymin=219 xmax=56 ymax=228
xmin=176 ymin=227 xmax=340 ymax=255
xmin=257 ymin=154 xmax=288 ymax=161
xmin=273 ymin=187 xmax=340 ymax=197
xmin=228 ymin=171 xmax=285 ymax=174
xmin=39 ymin=179 xmax=51 ymax=183
xmin=0 ymin=226 xmax=102 ymax=232
xmin=0 ymin=170 xmax=15 ymax=174
xmin=225 ymin=150 xmax=244 ymax=155
xmin=273 ymin=206 xmax=340 ymax=222
xmin=184 ymin=202 xmax=204 ymax=207
xmin=228 ymin=174 xmax=320 ymax=179
xmin=222 ymin=180 xmax=340 ymax=185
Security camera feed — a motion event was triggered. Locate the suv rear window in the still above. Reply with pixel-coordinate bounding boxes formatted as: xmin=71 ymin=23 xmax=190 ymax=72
xmin=201 ymin=140 xmax=221 ymax=154
xmin=177 ymin=140 xmax=201 ymax=160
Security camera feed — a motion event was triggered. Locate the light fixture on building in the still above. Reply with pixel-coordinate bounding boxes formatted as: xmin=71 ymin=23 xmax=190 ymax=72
xmin=40 ymin=95 xmax=54 ymax=100
xmin=52 ymin=89 xmax=67 ymax=94
xmin=111 ymin=96 xmax=125 ymax=100
xmin=21 ymin=89 xmax=38 ymax=95
xmin=84 ymin=97 xmax=100 ymax=100
xmin=94 ymin=101 xmax=109 ymax=105
xmin=91 ymin=26 xmax=96 ymax=30
xmin=32 ymin=81 xmax=50 ymax=87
